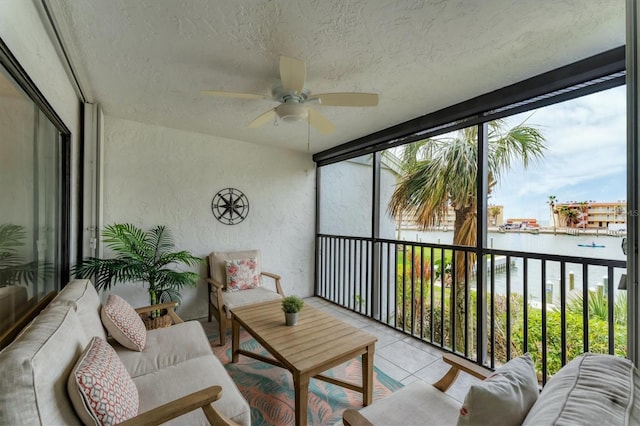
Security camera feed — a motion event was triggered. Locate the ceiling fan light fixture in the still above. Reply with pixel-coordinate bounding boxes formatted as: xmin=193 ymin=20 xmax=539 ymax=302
xmin=276 ymin=103 xmax=308 ymax=122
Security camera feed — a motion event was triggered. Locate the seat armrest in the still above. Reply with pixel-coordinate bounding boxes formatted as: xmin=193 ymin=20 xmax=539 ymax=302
xmin=261 ymin=271 xmax=284 ymax=295
xmin=343 ymin=408 xmax=374 ymax=426
xmin=135 ymin=301 xmax=183 ymax=324
xmin=433 ymin=353 xmax=492 ymax=392
xmin=119 ymin=385 xmax=239 ymax=426
xmin=443 ymin=353 xmax=492 ymax=380
xmin=207 ymin=277 xmax=225 ymax=290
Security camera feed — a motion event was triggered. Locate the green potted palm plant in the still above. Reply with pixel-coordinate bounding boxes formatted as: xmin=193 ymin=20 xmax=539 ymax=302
xmin=73 ymin=224 xmax=201 ymax=328
xmin=282 ymin=295 xmax=304 ymax=326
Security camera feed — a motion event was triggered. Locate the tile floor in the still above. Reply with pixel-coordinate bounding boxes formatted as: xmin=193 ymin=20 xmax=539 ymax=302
xmin=302 ymin=297 xmax=481 ymax=403
xmin=201 ymin=296 xmax=482 ymax=404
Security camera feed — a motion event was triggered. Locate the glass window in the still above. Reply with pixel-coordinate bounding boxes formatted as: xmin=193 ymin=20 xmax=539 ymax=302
xmin=0 ymin=67 xmax=64 ymax=335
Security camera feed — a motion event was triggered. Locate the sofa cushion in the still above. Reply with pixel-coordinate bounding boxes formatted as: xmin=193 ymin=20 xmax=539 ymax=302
xmin=523 ymin=353 xmax=636 ymax=425
xmin=113 ymin=320 xmax=215 ymax=378
xmin=225 ymin=257 xmax=260 ymax=292
xmin=458 ymin=353 xmax=538 ymax=426
xmin=68 ymin=336 xmax=139 ymax=425
xmin=133 ymin=355 xmax=251 ymax=426
xmin=51 ymin=279 xmax=107 ymax=340
xmin=0 ymin=303 xmax=88 ymax=425
xmin=101 ymin=294 xmax=147 ymax=351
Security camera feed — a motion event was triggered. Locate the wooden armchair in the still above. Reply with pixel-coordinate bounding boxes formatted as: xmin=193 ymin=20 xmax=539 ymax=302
xmin=343 ymin=353 xmax=492 ymax=426
xmin=207 ymin=250 xmax=284 ymax=345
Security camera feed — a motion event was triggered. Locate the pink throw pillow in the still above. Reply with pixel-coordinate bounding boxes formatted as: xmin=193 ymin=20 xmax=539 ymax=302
xmin=225 ymin=257 xmax=260 ymax=292
xmin=68 ymin=336 xmax=139 ymax=425
xmin=101 ymin=294 xmax=147 ymax=351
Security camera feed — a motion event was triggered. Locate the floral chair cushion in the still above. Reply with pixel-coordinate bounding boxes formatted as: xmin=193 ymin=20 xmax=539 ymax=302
xmin=225 ymin=257 xmax=260 ymax=292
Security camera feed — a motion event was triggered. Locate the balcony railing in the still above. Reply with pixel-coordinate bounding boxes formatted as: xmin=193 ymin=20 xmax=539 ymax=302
xmin=316 ymin=234 xmax=627 ymax=384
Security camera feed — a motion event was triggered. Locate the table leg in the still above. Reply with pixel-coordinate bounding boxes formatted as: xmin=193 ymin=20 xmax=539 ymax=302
xmin=362 ymin=343 xmax=375 ymax=406
xmin=293 ymin=373 xmax=310 ymax=426
xmin=231 ymin=318 xmax=240 ymax=363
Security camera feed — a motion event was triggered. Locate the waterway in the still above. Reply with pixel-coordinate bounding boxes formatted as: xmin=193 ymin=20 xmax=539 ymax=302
xmin=397 ymin=229 xmax=627 ymax=304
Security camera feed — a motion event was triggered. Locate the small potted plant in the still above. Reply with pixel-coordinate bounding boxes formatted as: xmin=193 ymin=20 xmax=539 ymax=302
xmin=282 ymin=295 xmax=304 ymax=326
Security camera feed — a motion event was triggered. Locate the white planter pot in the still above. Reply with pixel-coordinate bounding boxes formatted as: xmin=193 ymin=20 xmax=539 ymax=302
xmin=285 ymin=312 xmax=299 ymax=326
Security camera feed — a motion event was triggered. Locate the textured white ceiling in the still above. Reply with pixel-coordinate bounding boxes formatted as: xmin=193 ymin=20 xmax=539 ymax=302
xmin=47 ymin=0 xmax=625 ymax=154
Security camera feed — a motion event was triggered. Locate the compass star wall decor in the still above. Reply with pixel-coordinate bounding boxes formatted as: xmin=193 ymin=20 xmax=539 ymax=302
xmin=211 ymin=188 xmax=249 ymax=225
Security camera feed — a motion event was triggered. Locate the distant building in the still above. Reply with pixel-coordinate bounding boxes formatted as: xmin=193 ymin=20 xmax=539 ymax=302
xmin=553 ymin=200 xmax=626 ymax=229
xmin=398 ymin=204 xmax=504 ymax=229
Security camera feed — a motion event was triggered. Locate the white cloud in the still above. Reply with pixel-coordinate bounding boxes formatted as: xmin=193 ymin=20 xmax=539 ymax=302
xmin=495 ymin=85 xmax=626 ymax=220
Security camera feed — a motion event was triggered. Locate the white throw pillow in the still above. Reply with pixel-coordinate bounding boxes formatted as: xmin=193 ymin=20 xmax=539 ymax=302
xmin=457 ymin=353 xmax=539 ymax=426
xmin=225 ymin=257 xmax=260 ymax=292
xmin=101 ymin=294 xmax=147 ymax=351
xmin=68 ymin=336 xmax=139 ymax=425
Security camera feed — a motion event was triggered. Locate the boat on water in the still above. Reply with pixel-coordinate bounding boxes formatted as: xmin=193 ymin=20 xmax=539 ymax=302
xmin=577 ymin=243 xmax=605 ymax=248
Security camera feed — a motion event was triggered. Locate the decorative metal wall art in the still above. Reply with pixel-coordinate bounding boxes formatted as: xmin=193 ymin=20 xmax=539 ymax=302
xmin=211 ymin=188 xmax=249 ymax=225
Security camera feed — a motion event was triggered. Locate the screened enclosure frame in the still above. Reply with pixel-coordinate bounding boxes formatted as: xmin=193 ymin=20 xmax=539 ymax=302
xmin=314 ymin=45 xmax=636 ymax=368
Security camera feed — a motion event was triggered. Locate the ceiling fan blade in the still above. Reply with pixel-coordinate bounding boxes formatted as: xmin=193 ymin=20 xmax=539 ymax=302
xmin=201 ymin=90 xmax=269 ymax=100
xmin=279 ymin=56 xmax=306 ymax=95
xmin=308 ymin=107 xmax=335 ymax=134
xmin=248 ymin=109 xmax=276 ymax=128
xmin=309 ymin=92 xmax=379 ymax=107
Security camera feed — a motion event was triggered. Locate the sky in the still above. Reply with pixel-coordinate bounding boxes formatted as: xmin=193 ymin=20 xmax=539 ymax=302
xmin=491 ymin=85 xmax=626 ymax=225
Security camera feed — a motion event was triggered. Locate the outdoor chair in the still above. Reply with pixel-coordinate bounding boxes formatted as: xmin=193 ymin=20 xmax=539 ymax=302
xmin=207 ymin=250 xmax=284 ymax=345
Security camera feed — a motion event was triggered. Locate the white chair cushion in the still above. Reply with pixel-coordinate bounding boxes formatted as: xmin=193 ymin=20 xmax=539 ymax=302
xmin=225 ymin=257 xmax=260 ymax=292
xmin=101 ymin=294 xmax=147 ymax=351
xmin=209 ymin=250 xmax=262 ymax=290
xmin=344 ymin=381 xmax=461 ymax=425
xmin=221 ymin=286 xmax=283 ymax=319
xmin=68 ymin=336 xmax=139 ymax=425
xmin=458 ymin=353 xmax=538 ymax=426
xmin=523 ymin=353 xmax=636 ymax=425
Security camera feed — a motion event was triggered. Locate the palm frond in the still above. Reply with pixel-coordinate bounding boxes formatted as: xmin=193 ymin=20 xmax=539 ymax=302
xmin=0 ymin=224 xmax=26 ymax=252
xmin=73 ymin=224 xmax=202 ymax=303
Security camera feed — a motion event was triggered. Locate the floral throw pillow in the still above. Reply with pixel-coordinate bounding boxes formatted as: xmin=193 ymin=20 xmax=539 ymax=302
xmin=225 ymin=257 xmax=260 ymax=292
xmin=101 ymin=294 xmax=147 ymax=351
xmin=68 ymin=336 xmax=139 ymax=426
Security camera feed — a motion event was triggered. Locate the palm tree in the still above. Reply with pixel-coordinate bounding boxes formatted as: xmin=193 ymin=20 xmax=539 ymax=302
xmin=388 ymin=119 xmax=545 ymax=349
xmin=488 ymin=206 xmax=501 ymax=226
xmin=73 ymin=224 xmax=201 ymax=307
xmin=556 ymin=205 xmax=570 ymax=227
xmin=548 ymin=195 xmax=557 ymax=234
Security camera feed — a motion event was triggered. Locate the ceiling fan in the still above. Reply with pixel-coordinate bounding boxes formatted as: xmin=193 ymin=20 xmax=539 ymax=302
xmin=202 ymin=56 xmax=379 ymax=134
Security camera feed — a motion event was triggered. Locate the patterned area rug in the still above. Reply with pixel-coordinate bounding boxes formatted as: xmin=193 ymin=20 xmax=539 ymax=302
xmin=207 ymin=328 xmax=403 ymax=426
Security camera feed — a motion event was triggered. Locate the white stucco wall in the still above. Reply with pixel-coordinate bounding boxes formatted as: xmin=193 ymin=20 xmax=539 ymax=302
xmin=101 ymin=116 xmax=316 ymax=319
xmin=0 ymin=0 xmax=82 ymax=260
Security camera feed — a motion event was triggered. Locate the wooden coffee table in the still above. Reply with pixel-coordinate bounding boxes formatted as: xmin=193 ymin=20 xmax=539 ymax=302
xmin=230 ymin=300 xmax=377 ymax=426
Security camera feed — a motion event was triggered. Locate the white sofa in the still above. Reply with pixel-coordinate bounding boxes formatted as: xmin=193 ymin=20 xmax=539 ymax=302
xmin=0 ymin=279 xmax=251 ymax=425
xmin=344 ymin=351 xmax=640 ymax=425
